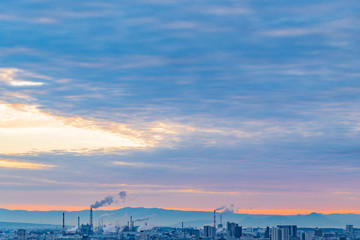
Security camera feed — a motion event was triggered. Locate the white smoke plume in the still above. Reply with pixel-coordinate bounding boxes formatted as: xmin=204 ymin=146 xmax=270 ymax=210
xmin=91 ymin=191 xmax=127 ymax=209
xmin=214 ymin=206 xmax=226 ymax=211
xmin=103 ymin=223 xmax=117 ymax=233
xmin=103 ymin=215 xmax=127 ymax=233
xmin=220 ymin=204 xmax=235 ymax=215
xmin=67 ymin=226 xmax=78 ymax=233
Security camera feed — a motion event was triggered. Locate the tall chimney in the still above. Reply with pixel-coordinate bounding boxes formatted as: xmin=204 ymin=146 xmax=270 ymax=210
xmin=220 ymin=215 xmax=222 ymax=225
xmin=78 ymin=217 xmax=80 ymax=229
xmin=62 ymin=212 xmax=65 ymax=235
xmin=90 ymin=207 xmax=93 ymax=230
xmin=214 ymin=210 xmax=216 ymax=228
xmin=130 ymin=216 xmax=133 ymax=231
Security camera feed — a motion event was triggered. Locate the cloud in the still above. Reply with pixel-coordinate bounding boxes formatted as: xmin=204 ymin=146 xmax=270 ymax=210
xmin=163 ymin=21 xmax=198 ymax=29
xmin=0 ymin=102 xmax=204 ymax=154
xmin=0 ymin=0 xmax=359 ymax=212
xmin=0 ymin=102 xmax=150 ymax=154
xmin=114 ymin=161 xmax=160 ymax=168
xmin=113 ymin=161 xmax=196 ymax=171
xmin=205 ymin=6 xmax=251 ymax=16
xmin=173 ymin=189 xmax=237 ymax=195
xmin=0 ymin=68 xmax=46 ymax=87
xmin=0 ymin=159 xmax=53 ymax=169
xmin=31 ymin=17 xmax=58 ymax=24
xmin=0 ymin=47 xmax=40 ymax=57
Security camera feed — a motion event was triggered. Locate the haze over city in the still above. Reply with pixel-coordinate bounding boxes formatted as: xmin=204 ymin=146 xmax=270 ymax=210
xmin=1 ymin=0 xmax=360 ymax=217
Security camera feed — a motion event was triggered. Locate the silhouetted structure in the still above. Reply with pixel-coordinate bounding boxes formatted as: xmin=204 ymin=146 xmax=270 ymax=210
xmin=314 ymin=227 xmax=322 ymax=237
xmin=265 ymin=227 xmax=270 ymax=239
xmin=204 ymin=226 xmax=216 ymax=238
xmin=271 ymin=227 xmax=289 ymax=240
xmin=277 ymin=225 xmax=297 ymax=238
xmin=227 ymin=222 xmax=242 ymax=238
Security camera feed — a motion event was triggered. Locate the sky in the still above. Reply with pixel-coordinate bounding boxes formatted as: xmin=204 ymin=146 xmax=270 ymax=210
xmin=0 ymin=0 xmax=360 ymax=214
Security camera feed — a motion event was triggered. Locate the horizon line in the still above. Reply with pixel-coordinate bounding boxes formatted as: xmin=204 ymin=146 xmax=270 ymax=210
xmin=1 ymin=205 xmax=360 ymax=215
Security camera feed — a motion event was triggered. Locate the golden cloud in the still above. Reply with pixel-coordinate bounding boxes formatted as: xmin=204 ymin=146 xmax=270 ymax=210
xmin=0 ymin=68 xmax=46 ymax=86
xmin=0 ymin=159 xmax=54 ymax=169
xmin=0 ymin=102 xmax=191 ymax=154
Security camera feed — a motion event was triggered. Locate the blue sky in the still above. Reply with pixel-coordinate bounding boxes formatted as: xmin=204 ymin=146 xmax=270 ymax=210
xmin=0 ymin=0 xmax=360 ymax=212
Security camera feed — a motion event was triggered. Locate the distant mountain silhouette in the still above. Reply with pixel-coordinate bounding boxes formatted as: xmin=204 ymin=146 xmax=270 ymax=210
xmin=0 ymin=208 xmax=358 ymax=228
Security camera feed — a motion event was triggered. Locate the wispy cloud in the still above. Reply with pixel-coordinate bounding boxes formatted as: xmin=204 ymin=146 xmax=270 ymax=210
xmin=262 ymin=28 xmax=320 ymax=37
xmin=0 ymin=159 xmax=54 ymax=169
xmin=31 ymin=17 xmax=58 ymax=24
xmin=205 ymin=6 xmax=251 ymax=16
xmin=0 ymin=102 xmax=200 ymax=154
xmin=0 ymin=102 xmax=147 ymax=154
xmin=164 ymin=189 xmax=238 ymax=195
xmin=114 ymin=161 xmax=163 ymax=168
xmin=0 ymin=68 xmax=46 ymax=87
xmin=0 ymin=0 xmax=360 ymax=212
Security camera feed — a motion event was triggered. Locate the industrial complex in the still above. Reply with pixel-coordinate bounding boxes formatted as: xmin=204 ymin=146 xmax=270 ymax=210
xmin=0 ymin=207 xmax=359 ymax=240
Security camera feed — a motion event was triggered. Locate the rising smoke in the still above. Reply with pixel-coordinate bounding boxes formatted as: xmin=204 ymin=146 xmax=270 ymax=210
xmin=215 ymin=206 xmax=226 ymax=211
xmin=137 ymin=223 xmax=154 ymax=232
xmin=103 ymin=214 xmax=128 ymax=233
xmin=91 ymin=196 xmax=114 ymax=209
xmin=135 ymin=214 xmax=156 ymax=222
xmin=135 ymin=217 xmax=150 ymax=222
xmin=91 ymin=191 xmax=127 ymax=209
xmin=220 ymin=204 xmax=234 ymax=215
xmin=118 ymin=191 xmax=126 ymax=202
xmin=215 ymin=204 xmax=235 ymax=215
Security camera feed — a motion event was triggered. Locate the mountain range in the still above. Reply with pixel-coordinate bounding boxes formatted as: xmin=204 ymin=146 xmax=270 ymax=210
xmin=0 ymin=208 xmax=359 ymax=228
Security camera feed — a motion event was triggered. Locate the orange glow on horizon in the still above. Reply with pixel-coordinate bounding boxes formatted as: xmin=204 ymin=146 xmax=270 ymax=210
xmin=2 ymin=204 xmax=360 ymax=215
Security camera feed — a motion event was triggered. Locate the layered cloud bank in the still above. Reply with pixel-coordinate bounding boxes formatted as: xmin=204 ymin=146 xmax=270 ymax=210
xmin=0 ymin=102 xmax=149 ymax=154
xmin=0 ymin=68 xmax=46 ymax=86
xmin=0 ymin=159 xmax=53 ymax=169
xmin=0 ymin=0 xmax=360 ymax=212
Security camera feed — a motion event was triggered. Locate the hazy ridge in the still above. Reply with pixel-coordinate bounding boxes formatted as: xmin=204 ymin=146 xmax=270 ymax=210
xmin=0 ymin=208 xmax=359 ymax=228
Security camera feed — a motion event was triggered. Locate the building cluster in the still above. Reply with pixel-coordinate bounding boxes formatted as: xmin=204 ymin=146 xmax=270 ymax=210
xmin=0 ymin=209 xmax=359 ymax=240
xmin=1 ymin=223 xmax=359 ymax=240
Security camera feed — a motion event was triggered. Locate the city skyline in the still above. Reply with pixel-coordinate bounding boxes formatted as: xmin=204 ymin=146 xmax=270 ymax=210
xmin=1 ymin=0 xmax=360 ymax=213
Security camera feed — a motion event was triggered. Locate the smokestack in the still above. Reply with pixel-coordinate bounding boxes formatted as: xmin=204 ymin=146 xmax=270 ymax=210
xmin=220 ymin=215 xmax=222 ymax=225
xmin=62 ymin=212 xmax=65 ymax=235
xmin=78 ymin=217 xmax=80 ymax=229
xmin=90 ymin=207 xmax=93 ymax=230
xmin=214 ymin=210 xmax=216 ymax=228
xmin=130 ymin=216 xmax=133 ymax=231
